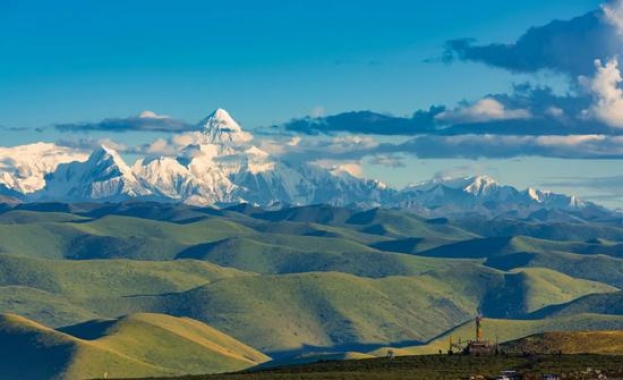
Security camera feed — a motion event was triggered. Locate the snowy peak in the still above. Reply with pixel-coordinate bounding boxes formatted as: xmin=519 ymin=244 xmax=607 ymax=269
xmin=0 ymin=121 xmax=606 ymax=219
xmin=206 ymin=108 xmax=241 ymax=131
xmin=0 ymin=143 xmax=88 ymax=194
xmin=396 ymin=174 xmax=597 ymax=218
xmin=438 ymin=175 xmax=497 ymax=190
xmin=197 ymin=108 xmax=253 ymax=145
xmin=406 ymin=175 xmax=500 ymax=195
xmin=461 ymin=175 xmax=500 ymax=196
xmin=88 ymin=145 xmax=132 ymax=170
xmin=42 ymin=144 xmax=150 ymax=202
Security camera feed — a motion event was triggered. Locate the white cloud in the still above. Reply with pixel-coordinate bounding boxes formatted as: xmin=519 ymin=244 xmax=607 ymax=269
xmin=581 ymin=58 xmax=623 ymax=128
xmin=396 ymin=134 xmax=623 ymax=159
xmin=311 ymin=106 xmax=326 ymax=118
xmin=545 ymin=106 xmax=565 ymax=118
xmin=312 ymin=159 xmax=364 ymax=178
xmin=143 ymin=138 xmax=179 ymax=156
xmin=435 ymin=98 xmax=531 ymax=124
xmin=138 ymin=110 xmax=170 ymax=120
xmin=57 ymin=137 xmax=128 ymax=153
xmin=602 ymin=0 xmax=623 ymax=35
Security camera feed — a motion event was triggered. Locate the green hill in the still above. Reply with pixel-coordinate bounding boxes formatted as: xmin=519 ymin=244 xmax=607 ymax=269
xmin=175 ymin=236 xmax=475 ymax=278
xmin=0 ymin=203 xmax=621 ymax=379
xmin=0 ymin=255 xmax=614 ymax=355
xmin=124 ymin=354 xmax=623 ymax=380
xmin=122 ymin=267 xmax=614 ymax=354
xmin=530 ymin=290 xmax=623 ymax=318
xmin=0 ymin=313 xmax=269 ymax=380
xmin=479 ymin=268 xmax=617 ymax=317
xmin=501 ymin=330 xmax=623 ymax=355
xmin=453 ymin=218 xmax=623 ymax=242
xmin=485 ymin=250 xmax=623 ymax=288
xmin=385 ymin=313 xmax=623 ymax=355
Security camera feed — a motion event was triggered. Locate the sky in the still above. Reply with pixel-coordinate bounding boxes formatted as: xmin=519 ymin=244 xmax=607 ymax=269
xmin=3 ymin=0 xmax=623 ymax=208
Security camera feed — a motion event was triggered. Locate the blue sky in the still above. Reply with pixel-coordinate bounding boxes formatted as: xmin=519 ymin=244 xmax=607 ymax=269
xmin=0 ymin=0 xmax=598 ymax=128
xmin=4 ymin=0 xmax=623 ymax=208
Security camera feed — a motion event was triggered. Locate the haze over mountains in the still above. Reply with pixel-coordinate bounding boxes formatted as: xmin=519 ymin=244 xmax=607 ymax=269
xmin=0 ymin=109 xmax=611 ymax=219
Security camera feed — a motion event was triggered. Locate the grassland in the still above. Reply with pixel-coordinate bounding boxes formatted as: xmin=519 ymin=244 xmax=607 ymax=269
xmin=115 ymin=355 xmax=623 ymax=380
xmin=502 ymin=330 xmax=623 ymax=355
xmin=0 ymin=313 xmax=269 ymax=380
xmin=0 ymin=203 xmax=622 ymax=379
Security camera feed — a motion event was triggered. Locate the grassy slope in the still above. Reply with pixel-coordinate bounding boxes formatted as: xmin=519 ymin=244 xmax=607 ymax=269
xmin=480 ymin=268 xmax=617 ymax=317
xmin=134 ymin=266 xmax=615 ymax=355
xmin=0 ymin=286 xmax=99 ymax=327
xmin=0 ymin=205 xmax=620 ymax=365
xmin=502 ymin=330 xmax=623 ymax=355
xmin=120 ymin=355 xmax=623 ymax=380
xmin=530 ymin=290 xmax=623 ymax=318
xmin=0 ymin=255 xmax=251 ymax=327
xmin=176 ymin=236 xmax=479 ymax=278
xmin=0 ymin=254 xmax=248 ymax=299
xmin=386 ymin=313 xmax=623 ymax=355
xmin=0 ymin=256 xmax=615 ymax=354
xmin=154 ymin=271 xmax=481 ymax=354
xmin=453 ymin=218 xmax=623 ymax=241
xmin=0 ymin=313 xmax=166 ymax=380
xmin=416 ymin=235 xmax=623 ymax=260
xmin=485 ymin=250 xmax=623 ymax=288
xmin=0 ymin=313 xmax=269 ymax=380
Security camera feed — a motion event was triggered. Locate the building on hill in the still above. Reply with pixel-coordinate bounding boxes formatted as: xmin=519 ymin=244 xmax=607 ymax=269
xmin=449 ymin=314 xmax=496 ymax=356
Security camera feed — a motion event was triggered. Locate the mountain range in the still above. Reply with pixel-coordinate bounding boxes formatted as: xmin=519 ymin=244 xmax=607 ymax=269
xmin=0 ymin=109 xmax=610 ymax=219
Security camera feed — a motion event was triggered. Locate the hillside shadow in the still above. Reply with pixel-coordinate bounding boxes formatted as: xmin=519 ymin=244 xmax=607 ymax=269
xmin=58 ymin=319 xmax=118 ymax=340
xmin=265 ymin=339 xmax=424 ymax=361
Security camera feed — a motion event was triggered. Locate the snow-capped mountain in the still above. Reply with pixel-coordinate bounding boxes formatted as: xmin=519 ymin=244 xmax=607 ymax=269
xmin=41 ymin=145 xmax=150 ymax=202
xmin=133 ymin=108 xmax=389 ymax=207
xmin=0 ymin=109 xmax=609 ymax=219
xmin=0 ymin=143 xmax=88 ymax=194
xmin=395 ymin=175 xmax=595 ymax=218
xmin=198 ymin=108 xmax=253 ymax=147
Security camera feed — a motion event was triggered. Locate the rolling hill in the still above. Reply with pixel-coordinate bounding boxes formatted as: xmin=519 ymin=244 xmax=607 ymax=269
xmin=0 ymin=203 xmax=620 ymax=379
xmin=501 ymin=330 xmax=623 ymax=355
xmin=0 ymin=313 xmax=269 ymax=380
xmin=385 ymin=313 xmax=623 ymax=356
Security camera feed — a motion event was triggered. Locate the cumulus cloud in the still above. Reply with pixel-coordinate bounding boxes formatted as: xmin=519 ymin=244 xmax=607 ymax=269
xmin=435 ymin=98 xmax=531 ymax=124
xmin=581 ymin=58 xmax=623 ymax=128
xmin=255 ymin=134 xmax=381 ymax=167
xmin=443 ymin=8 xmax=619 ymax=77
xmin=279 ymin=84 xmax=619 ymax=137
xmin=55 ymin=111 xmax=195 ymax=133
xmin=312 ymin=160 xmax=364 ymax=178
xmin=56 ymin=137 xmax=129 ymax=153
xmin=603 ymin=0 xmax=623 ymax=34
xmin=545 ymin=106 xmax=565 ymax=118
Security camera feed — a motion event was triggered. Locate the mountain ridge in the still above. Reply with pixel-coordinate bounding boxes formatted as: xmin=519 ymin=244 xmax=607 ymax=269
xmin=0 ymin=109 xmax=612 ymax=219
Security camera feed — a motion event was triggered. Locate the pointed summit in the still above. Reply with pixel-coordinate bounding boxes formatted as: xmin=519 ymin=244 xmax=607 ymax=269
xmin=91 ymin=143 xmax=122 ymax=159
xmin=197 ymin=108 xmax=253 ymax=145
xmin=87 ymin=144 xmax=134 ymax=177
xmin=207 ymin=108 xmax=240 ymax=128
